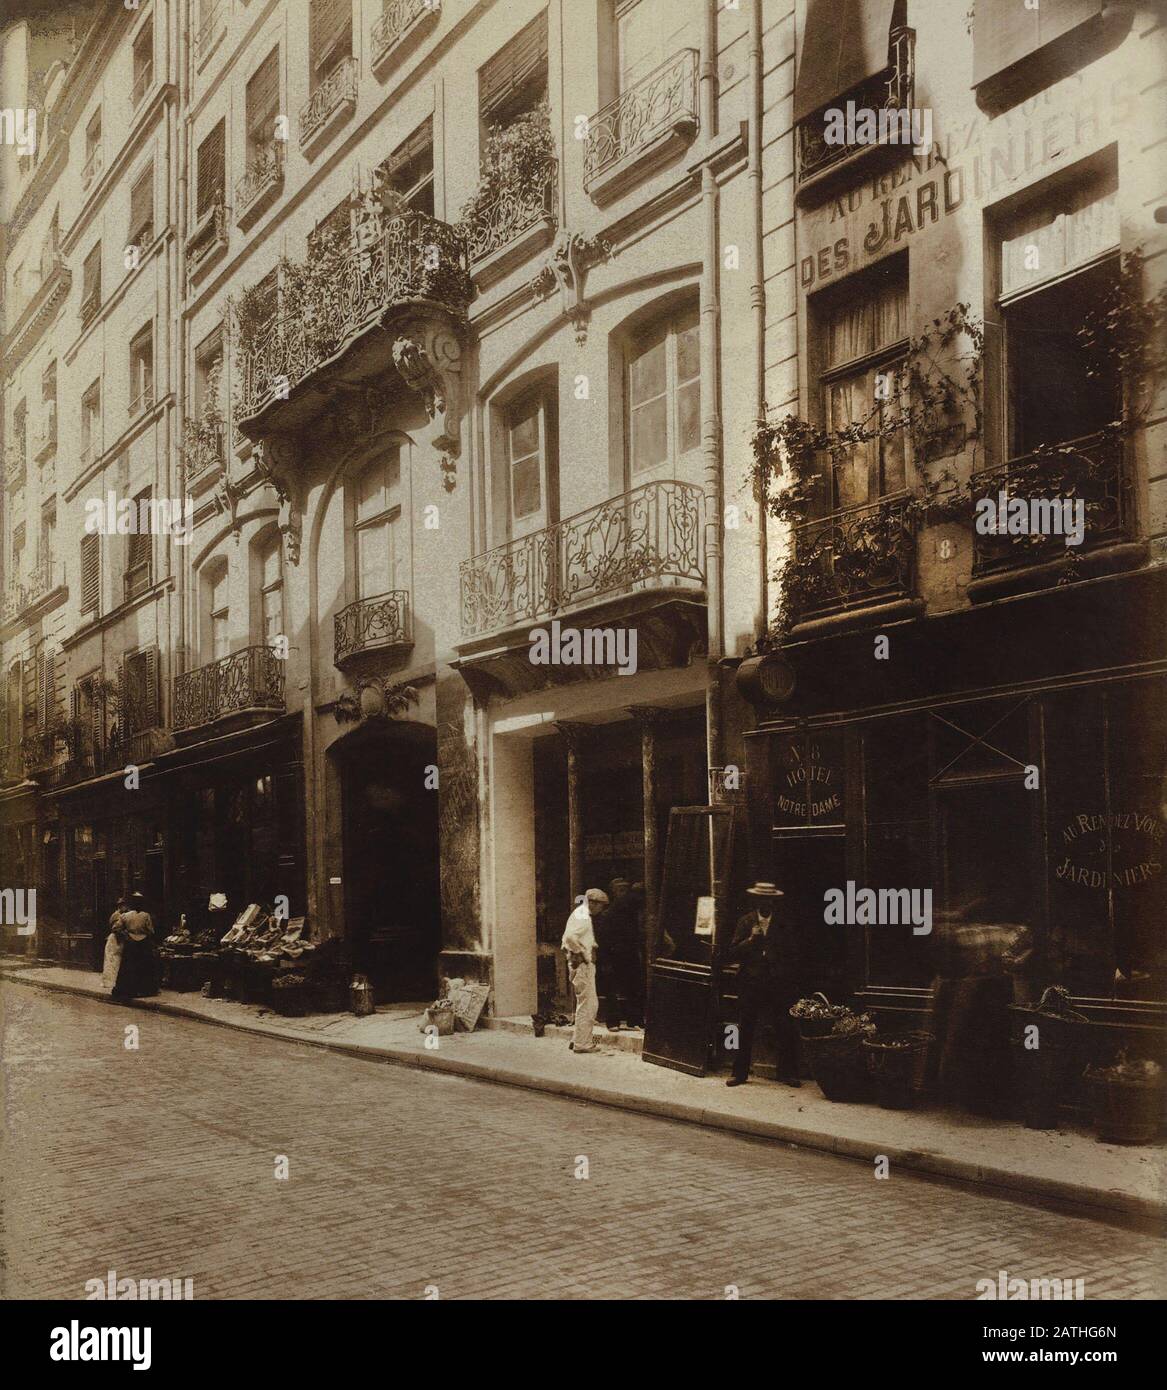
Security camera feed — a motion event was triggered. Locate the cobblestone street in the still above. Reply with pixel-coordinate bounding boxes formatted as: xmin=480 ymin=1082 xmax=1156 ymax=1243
xmin=1 ymin=981 xmax=1162 ymax=1301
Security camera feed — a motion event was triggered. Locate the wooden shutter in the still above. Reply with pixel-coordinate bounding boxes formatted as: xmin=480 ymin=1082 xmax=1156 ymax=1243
xmin=973 ymin=0 xmax=1103 ymax=89
xmin=197 ymin=121 xmax=225 ymax=215
xmin=81 ymin=532 xmax=101 ymax=614
xmin=143 ymin=647 xmax=159 ymax=729
xmin=39 ymin=648 xmax=54 ymax=728
xmin=794 ymin=0 xmax=897 ymax=122
xmin=82 ymin=244 xmax=101 ymax=301
xmin=130 ymin=165 xmax=153 ymax=242
xmin=310 ymin=0 xmax=351 ymax=73
xmin=22 ymin=658 xmax=36 ymax=728
xmin=246 ymin=47 xmax=280 ymax=140
xmin=480 ymin=12 xmax=548 ymax=118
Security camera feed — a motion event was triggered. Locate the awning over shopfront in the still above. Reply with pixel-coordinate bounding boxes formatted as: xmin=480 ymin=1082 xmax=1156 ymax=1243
xmin=793 ymin=0 xmax=898 ymax=123
xmin=972 ymin=0 xmax=1103 ymax=90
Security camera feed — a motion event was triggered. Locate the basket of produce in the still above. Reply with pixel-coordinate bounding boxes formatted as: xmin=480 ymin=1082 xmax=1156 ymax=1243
xmin=1008 ymin=985 xmax=1088 ymax=1130
xmin=1084 ymin=1054 xmax=1165 ymax=1145
xmin=421 ymin=999 xmax=455 ymax=1036
xmin=863 ymin=1030 xmax=934 ymax=1110
xmin=789 ymin=993 xmax=852 ymax=1039
xmin=270 ymin=972 xmax=313 ymax=1017
xmin=802 ymin=1011 xmax=876 ymax=1102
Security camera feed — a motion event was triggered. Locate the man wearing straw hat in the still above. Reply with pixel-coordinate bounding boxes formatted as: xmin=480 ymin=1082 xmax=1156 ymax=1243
xmin=561 ymin=888 xmax=609 ymax=1054
xmin=726 ymin=881 xmax=801 ymax=1088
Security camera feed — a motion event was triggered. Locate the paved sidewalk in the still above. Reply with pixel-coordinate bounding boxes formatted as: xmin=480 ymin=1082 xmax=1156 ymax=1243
xmin=3 ymin=959 xmax=1163 ymax=1226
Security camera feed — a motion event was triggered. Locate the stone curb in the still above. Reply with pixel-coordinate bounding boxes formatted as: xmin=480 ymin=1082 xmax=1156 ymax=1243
xmin=5 ymin=967 xmax=1162 ymax=1230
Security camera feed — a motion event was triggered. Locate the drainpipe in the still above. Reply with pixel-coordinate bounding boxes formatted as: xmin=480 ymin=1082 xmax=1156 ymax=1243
xmin=748 ymin=0 xmax=767 ymax=638
xmin=700 ymin=0 xmax=725 ymax=781
xmin=174 ymin=2 xmax=189 ymax=684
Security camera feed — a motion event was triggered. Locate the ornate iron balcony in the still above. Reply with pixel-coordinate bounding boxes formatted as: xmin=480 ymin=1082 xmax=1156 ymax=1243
xmin=183 ymin=417 xmax=224 ymax=483
xmin=299 ymin=55 xmax=359 ymax=147
xmin=583 ymin=49 xmax=698 ymax=190
xmin=796 ymin=28 xmax=915 ymax=186
xmin=235 ymin=142 xmax=285 ymax=218
xmin=372 ymin=0 xmax=440 ymax=68
xmin=20 ymin=727 xmax=58 ymax=774
xmin=2 ymin=558 xmax=63 ymax=623
xmin=334 ymin=591 xmax=412 ymax=666
xmin=237 ymin=207 xmax=471 ymax=420
xmin=460 ymin=479 xmax=705 ymax=640
xmin=787 ymin=493 xmax=917 ymax=624
xmin=173 ymin=644 xmax=285 ymax=731
xmin=971 ymin=432 xmax=1128 ymax=577
xmin=81 ymin=144 xmax=103 ymax=191
xmin=465 ymin=157 xmax=557 ymax=265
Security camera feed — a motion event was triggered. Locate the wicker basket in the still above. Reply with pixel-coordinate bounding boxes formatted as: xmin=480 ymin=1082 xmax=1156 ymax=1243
xmin=1085 ymin=1068 xmax=1165 ymax=1145
xmin=791 ymin=992 xmax=841 ymax=1039
xmin=803 ymin=1029 xmax=869 ymax=1102
xmin=864 ymin=1031 xmax=934 ymax=1110
xmin=270 ymin=974 xmax=313 ymax=1017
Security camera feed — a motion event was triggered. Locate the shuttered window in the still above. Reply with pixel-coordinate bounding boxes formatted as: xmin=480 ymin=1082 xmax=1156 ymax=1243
xmin=82 ymin=243 xmax=101 ymax=313
xmin=22 ymin=655 xmax=36 ymax=732
xmin=81 ymin=532 xmax=101 ymax=616
xmin=377 ymin=118 xmax=433 ymax=214
xmin=973 ymin=0 xmax=1103 ymax=90
xmin=310 ymin=0 xmax=352 ymax=81
xmin=479 ymin=11 xmax=548 ymax=121
xmin=246 ymin=47 xmax=281 ymax=149
xmin=125 ymin=489 xmax=153 ymax=599
xmin=122 ymin=648 xmax=159 ymax=733
xmin=129 ymin=164 xmax=153 ymax=246
xmin=196 ymin=121 xmax=226 ymax=216
xmin=38 ymin=647 xmax=55 ymax=728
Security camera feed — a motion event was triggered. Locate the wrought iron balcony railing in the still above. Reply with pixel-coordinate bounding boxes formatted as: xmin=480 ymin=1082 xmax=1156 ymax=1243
xmin=796 ymin=28 xmax=915 ymax=186
xmin=372 ymin=0 xmax=440 ymax=68
xmin=20 ymin=727 xmax=58 ymax=774
xmin=237 ymin=208 xmax=471 ymax=420
xmin=183 ymin=417 xmax=224 ymax=483
xmin=460 ymin=479 xmax=705 ymax=640
xmin=334 ymin=591 xmax=412 ymax=666
xmin=173 ymin=644 xmax=285 ymax=732
xmin=786 ymin=493 xmax=917 ymax=624
xmin=299 ymin=55 xmax=359 ymax=147
xmin=81 ymin=144 xmax=103 ymax=191
xmin=971 ymin=432 xmax=1128 ymax=577
xmin=46 ymin=726 xmax=166 ymax=788
xmin=2 ymin=558 xmax=63 ymax=623
xmin=235 ymin=142 xmax=285 ymax=218
xmin=465 ymin=158 xmax=557 ymax=265
xmin=583 ymin=49 xmax=699 ymax=190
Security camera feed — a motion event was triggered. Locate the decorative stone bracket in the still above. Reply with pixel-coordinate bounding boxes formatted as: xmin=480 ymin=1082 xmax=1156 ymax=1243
xmin=389 ymin=311 xmax=465 ymax=491
xmin=334 ymin=678 xmax=419 ymax=725
xmin=530 ymin=231 xmax=612 ymax=345
xmin=254 ymin=435 xmax=304 ymax=566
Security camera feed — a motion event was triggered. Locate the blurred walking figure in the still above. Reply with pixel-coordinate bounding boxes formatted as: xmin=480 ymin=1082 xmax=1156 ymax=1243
xmin=562 ymin=888 xmax=608 ymax=1053
xmin=111 ymin=891 xmax=159 ymax=1001
xmin=102 ymin=896 xmax=128 ymax=995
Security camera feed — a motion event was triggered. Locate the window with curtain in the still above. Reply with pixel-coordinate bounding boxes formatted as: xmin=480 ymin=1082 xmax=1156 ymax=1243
xmin=817 ymin=266 xmax=909 ymax=512
xmin=626 ymin=306 xmax=700 ymax=476
xmin=353 ymin=455 xmax=403 ymax=600
xmin=209 ymin=566 xmax=230 ymax=660
xmin=246 ymin=47 xmax=281 ymax=158
xmin=259 ymin=538 xmax=284 ymax=643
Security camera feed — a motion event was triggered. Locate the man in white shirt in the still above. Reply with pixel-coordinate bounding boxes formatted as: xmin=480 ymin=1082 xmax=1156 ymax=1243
xmin=562 ymin=888 xmax=608 ymax=1053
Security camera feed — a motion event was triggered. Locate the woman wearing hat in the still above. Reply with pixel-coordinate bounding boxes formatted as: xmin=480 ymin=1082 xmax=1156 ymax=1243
xmin=110 ymin=891 xmax=159 ymax=1001
xmin=726 ymin=881 xmax=801 ymax=1088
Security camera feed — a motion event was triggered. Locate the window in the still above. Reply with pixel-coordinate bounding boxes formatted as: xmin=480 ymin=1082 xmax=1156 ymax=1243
xmin=37 ymin=645 xmax=55 ymax=729
xmin=480 ymin=12 xmax=548 ymax=127
xmin=616 ymin=0 xmax=691 ymax=92
xmin=258 ymin=537 xmax=284 ymax=643
xmin=129 ymin=323 xmax=154 ymax=415
xmin=507 ymin=396 xmax=545 ymax=521
xmin=41 ymin=361 xmax=57 ymax=453
xmin=81 ymin=380 xmax=101 ymax=462
xmin=194 ymin=329 xmax=224 ymax=420
xmin=375 ymin=119 xmax=434 ymax=218
xmin=814 ymin=265 xmax=908 ymax=511
xmin=972 ymin=0 xmax=1109 ymax=102
xmin=125 ymin=489 xmax=152 ymax=599
xmin=309 ymin=0 xmax=352 ymax=90
xmin=122 ymin=648 xmax=159 ymax=733
xmin=13 ymin=400 xmax=27 ymax=463
xmin=81 ymin=242 xmax=101 ymax=322
xmin=196 ymin=120 xmax=226 ymax=217
xmin=245 ymin=47 xmax=281 ymax=160
xmin=39 ymin=505 xmax=55 ymax=575
xmin=85 ymin=108 xmax=101 ymax=160
xmin=129 ymin=163 xmax=154 ymax=247
xmin=353 ymin=455 xmax=403 ymax=599
xmin=626 ymin=306 xmax=700 ymax=476
xmin=12 ymin=523 xmax=26 ymax=579
xmin=80 ymin=532 xmax=101 ymax=616
xmin=209 ymin=565 xmax=231 ymax=660
xmin=132 ymin=19 xmax=154 ymax=106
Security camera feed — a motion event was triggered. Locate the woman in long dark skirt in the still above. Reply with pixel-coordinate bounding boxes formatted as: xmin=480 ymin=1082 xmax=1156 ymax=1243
xmin=111 ymin=892 xmax=159 ymax=1000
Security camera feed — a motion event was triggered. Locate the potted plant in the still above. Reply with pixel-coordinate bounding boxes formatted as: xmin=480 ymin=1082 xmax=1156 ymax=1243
xmin=1084 ymin=1052 xmax=1165 ymax=1145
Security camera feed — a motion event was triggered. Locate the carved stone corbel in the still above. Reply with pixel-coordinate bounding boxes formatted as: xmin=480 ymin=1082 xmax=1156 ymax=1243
xmin=255 ymin=435 xmax=304 ymax=566
xmin=390 ymin=314 xmax=465 ymax=489
xmin=211 ymin=473 xmax=247 ymax=541
xmin=530 ymin=231 xmax=613 ymax=345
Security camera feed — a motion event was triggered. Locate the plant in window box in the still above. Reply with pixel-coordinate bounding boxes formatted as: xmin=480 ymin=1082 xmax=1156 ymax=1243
xmin=459 ymin=98 xmax=554 ymax=262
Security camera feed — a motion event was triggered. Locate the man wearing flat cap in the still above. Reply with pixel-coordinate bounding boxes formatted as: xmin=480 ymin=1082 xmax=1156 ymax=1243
xmin=726 ymin=881 xmax=801 ymax=1088
xmin=562 ymin=888 xmax=608 ymax=1054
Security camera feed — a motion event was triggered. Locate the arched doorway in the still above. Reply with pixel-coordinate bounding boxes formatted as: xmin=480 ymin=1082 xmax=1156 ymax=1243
xmin=335 ymin=720 xmax=440 ymax=1002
